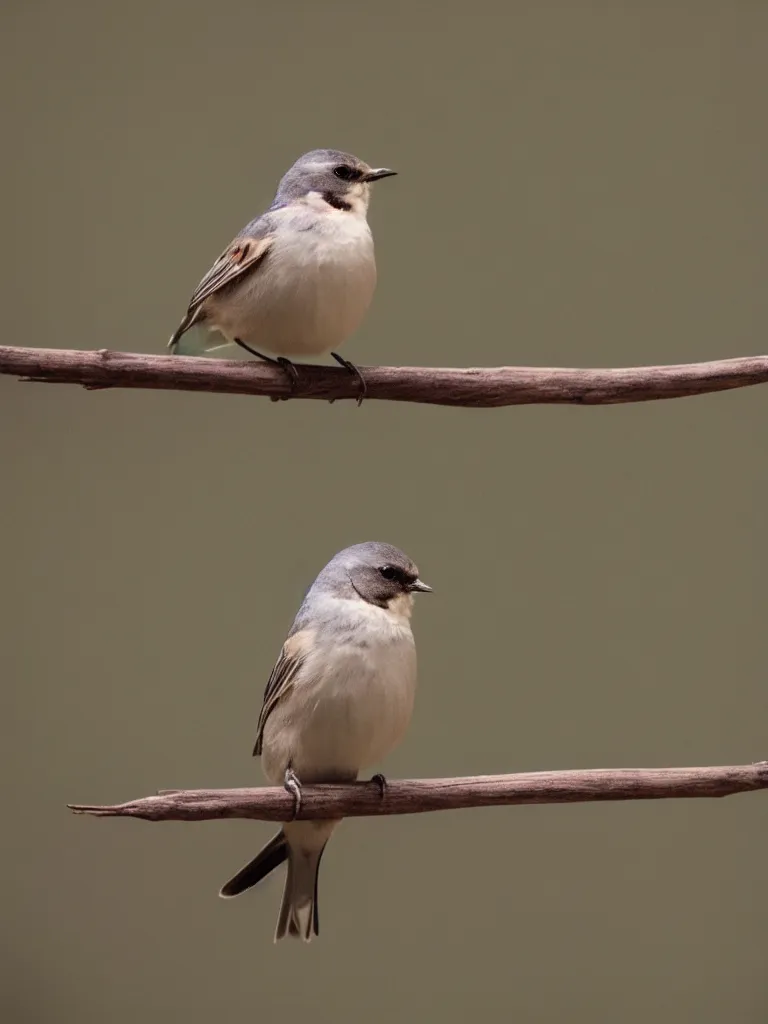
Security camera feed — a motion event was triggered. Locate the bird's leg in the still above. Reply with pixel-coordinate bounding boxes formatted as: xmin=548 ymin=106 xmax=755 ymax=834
xmin=284 ymin=766 xmax=303 ymax=819
xmin=234 ymin=338 xmax=299 ymax=399
xmin=330 ymin=351 xmax=367 ymax=406
xmin=370 ymin=773 xmax=387 ymax=800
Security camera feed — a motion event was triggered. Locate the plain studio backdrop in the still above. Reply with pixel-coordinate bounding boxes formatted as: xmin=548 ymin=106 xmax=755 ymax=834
xmin=2 ymin=2 xmax=766 ymax=1022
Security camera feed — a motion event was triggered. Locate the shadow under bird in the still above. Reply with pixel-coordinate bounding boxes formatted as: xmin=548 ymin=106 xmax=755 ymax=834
xmin=219 ymin=542 xmax=431 ymax=942
xmin=167 ymin=149 xmax=397 ymax=400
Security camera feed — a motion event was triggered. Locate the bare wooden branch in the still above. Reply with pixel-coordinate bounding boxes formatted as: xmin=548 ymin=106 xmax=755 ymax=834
xmin=2 ymin=345 xmax=768 ymax=407
xmin=68 ymin=763 xmax=768 ymax=823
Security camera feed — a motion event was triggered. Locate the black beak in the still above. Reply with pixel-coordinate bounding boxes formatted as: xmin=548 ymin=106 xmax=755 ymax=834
xmin=363 ymin=168 xmax=397 ymax=182
xmin=408 ymin=578 xmax=432 ymax=593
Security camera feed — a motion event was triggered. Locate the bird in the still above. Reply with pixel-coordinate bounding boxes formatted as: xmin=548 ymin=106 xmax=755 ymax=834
xmin=167 ymin=149 xmax=397 ymax=401
xmin=219 ymin=541 xmax=431 ymax=942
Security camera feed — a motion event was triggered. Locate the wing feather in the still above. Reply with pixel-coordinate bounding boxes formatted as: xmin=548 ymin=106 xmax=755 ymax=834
xmin=253 ymin=630 xmax=311 ymax=756
xmin=168 ymin=232 xmax=273 ymax=351
xmin=188 ymin=234 xmax=273 ymax=308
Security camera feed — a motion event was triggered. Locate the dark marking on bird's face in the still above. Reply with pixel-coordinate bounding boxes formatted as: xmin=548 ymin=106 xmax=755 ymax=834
xmin=273 ymin=149 xmax=393 ymax=215
xmin=312 ymin=542 xmax=429 ymax=613
xmin=346 ymin=550 xmax=426 ymax=609
xmin=322 ymin=192 xmax=352 ymax=212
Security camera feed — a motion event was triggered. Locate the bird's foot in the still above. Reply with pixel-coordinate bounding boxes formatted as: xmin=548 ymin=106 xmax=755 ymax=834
xmin=275 ymin=357 xmax=300 ymax=396
xmin=284 ymin=766 xmax=303 ymax=819
xmin=234 ymin=339 xmax=299 ymax=400
xmin=370 ymin=773 xmax=387 ymax=800
xmin=330 ymin=352 xmax=367 ymax=406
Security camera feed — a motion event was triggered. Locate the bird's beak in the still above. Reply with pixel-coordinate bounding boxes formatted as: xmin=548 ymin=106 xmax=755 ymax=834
xmin=363 ymin=168 xmax=397 ymax=182
xmin=408 ymin=578 xmax=432 ymax=593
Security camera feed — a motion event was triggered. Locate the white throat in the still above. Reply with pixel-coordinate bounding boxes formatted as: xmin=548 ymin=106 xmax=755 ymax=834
xmin=384 ymin=591 xmax=415 ymax=622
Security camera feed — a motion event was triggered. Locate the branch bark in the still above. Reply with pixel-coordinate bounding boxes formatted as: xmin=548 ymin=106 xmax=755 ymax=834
xmin=68 ymin=763 xmax=768 ymax=823
xmin=3 ymin=345 xmax=768 ymax=406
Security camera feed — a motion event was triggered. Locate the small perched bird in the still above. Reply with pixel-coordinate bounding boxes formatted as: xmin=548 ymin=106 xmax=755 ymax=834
xmin=168 ymin=149 xmax=397 ymax=400
xmin=219 ymin=542 xmax=431 ymax=942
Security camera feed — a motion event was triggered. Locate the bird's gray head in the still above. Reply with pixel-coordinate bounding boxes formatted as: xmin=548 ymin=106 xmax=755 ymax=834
xmin=273 ymin=149 xmax=396 ymax=217
xmin=317 ymin=541 xmax=431 ymax=615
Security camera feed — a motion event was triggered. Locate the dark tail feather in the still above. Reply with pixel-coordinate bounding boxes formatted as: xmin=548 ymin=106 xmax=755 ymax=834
xmin=313 ymin=842 xmax=326 ymax=937
xmin=219 ymin=831 xmax=288 ymax=898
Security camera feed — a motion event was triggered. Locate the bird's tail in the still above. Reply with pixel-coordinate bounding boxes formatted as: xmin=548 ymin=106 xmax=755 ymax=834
xmin=274 ymin=835 xmax=328 ymax=943
xmin=219 ymin=831 xmax=288 ymax=899
xmin=219 ymin=822 xmax=334 ymax=943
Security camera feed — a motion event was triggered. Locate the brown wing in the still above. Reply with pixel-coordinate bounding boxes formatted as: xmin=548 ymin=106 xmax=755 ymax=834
xmin=188 ymin=234 xmax=273 ymax=308
xmin=253 ymin=630 xmax=311 ymax=756
xmin=168 ymin=233 xmax=273 ymax=351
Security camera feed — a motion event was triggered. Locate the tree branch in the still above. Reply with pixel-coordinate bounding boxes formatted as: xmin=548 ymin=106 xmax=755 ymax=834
xmin=68 ymin=763 xmax=768 ymax=823
xmin=2 ymin=345 xmax=768 ymax=406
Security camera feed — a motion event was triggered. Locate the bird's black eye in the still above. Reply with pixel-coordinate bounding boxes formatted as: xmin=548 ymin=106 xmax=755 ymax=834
xmin=333 ymin=165 xmax=359 ymax=181
xmin=379 ymin=565 xmax=399 ymax=581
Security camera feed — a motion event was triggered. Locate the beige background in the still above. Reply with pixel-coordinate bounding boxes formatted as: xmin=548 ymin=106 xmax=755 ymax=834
xmin=2 ymin=2 xmax=767 ymax=1021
